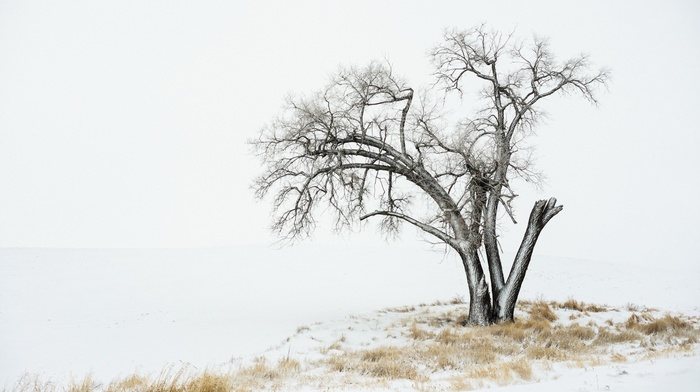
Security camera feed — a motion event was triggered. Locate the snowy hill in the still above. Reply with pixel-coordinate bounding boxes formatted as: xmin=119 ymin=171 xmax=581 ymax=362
xmin=1 ymin=246 xmax=698 ymax=390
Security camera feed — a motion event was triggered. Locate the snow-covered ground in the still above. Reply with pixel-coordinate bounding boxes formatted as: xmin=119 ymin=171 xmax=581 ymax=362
xmin=1 ymin=245 xmax=698 ymax=390
xmin=492 ymin=355 xmax=700 ymax=392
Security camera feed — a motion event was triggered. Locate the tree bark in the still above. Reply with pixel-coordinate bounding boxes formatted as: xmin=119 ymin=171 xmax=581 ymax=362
xmin=459 ymin=248 xmax=493 ymax=326
xmin=483 ymin=192 xmax=505 ymax=314
xmin=494 ymin=198 xmax=563 ymax=323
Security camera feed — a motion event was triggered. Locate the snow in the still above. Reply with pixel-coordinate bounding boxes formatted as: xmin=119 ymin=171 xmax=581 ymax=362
xmin=492 ymin=355 xmax=700 ymax=392
xmin=1 ymin=245 xmax=698 ymax=390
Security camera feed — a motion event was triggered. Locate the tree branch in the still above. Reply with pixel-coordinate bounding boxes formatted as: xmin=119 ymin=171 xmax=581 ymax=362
xmin=360 ymin=210 xmax=456 ymax=248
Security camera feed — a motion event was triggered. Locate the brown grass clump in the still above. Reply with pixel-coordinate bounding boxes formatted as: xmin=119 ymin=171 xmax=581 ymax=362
xmin=449 ymin=376 xmax=477 ymax=391
xmin=546 ymin=328 xmax=588 ymax=353
xmin=322 ymin=341 xmax=343 ymax=353
xmin=510 ymin=358 xmax=534 ymax=380
xmin=360 ymin=346 xmax=400 ymax=363
xmin=435 ymin=328 xmax=463 ymax=345
xmin=518 ymin=317 xmax=553 ymax=336
xmin=427 ymin=309 xmax=460 ymax=328
xmin=454 ymin=313 xmax=470 ymax=327
xmin=558 ymin=299 xmax=608 ymax=313
xmin=326 ymin=354 xmax=350 ymax=373
xmin=637 ymin=315 xmax=693 ymax=335
xmin=237 ymin=358 xmax=276 ymax=380
xmin=408 ymin=322 xmax=435 ymax=340
xmin=585 ymin=304 xmax=608 ymax=312
xmin=389 ymin=305 xmax=416 ymax=313
xmin=363 ymin=357 xmax=418 ymax=380
xmin=465 ymin=358 xmax=533 ymax=385
xmin=525 ymin=345 xmax=565 ymax=361
xmin=594 ymin=327 xmax=642 ymax=345
xmin=228 ymin=356 xmax=302 ymax=391
xmin=67 ymin=375 xmax=95 ymax=392
xmin=184 ymin=372 xmax=233 ymax=392
xmin=562 ymin=323 xmax=596 ymax=340
xmin=366 ymin=360 xmax=418 ymax=380
xmin=624 ymin=313 xmax=645 ymax=329
xmin=487 ymin=322 xmax=527 ymax=342
xmin=529 ymin=301 xmax=557 ymax=322
xmin=560 ymin=299 xmax=586 ymax=312
xmin=236 ymin=356 xmax=300 ymax=383
xmin=106 ymin=374 xmax=149 ymax=391
xmin=435 ymin=353 xmax=456 ymax=370
xmin=465 ymin=363 xmax=510 ymax=384
xmin=465 ymin=338 xmax=499 ymax=363
xmin=277 ymin=357 xmax=301 ymax=374
xmin=620 ymin=313 xmax=699 ymax=346
xmin=327 ymin=346 xmax=421 ymax=380
xmin=427 ymin=330 xmax=498 ymax=365
xmin=99 ymin=367 xmax=234 ymax=392
xmin=148 ymin=366 xmax=190 ymax=391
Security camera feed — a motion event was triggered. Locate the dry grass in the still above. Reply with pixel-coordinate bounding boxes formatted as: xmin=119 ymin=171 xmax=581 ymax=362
xmin=7 ymin=368 xmax=235 ymax=392
xmin=557 ymin=299 xmax=608 ymax=313
xmin=183 ymin=372 xmax=232 ymax=392
xmin=6 ymin=375 xmax=58 ymax=392
xmin=314 ymin=300 xmax=699 ymax=389
xmin=465 ymin=357 xmax=533 ymax=384
xmin=487 ymin=321 xmax=527 ymax=342
xmin=359 ymin=347 xmax=420 ymax=379
xmin=107 ymin=367 xmax=233 ymax=392
xmin=528 ymin=301 xmax=557 ymax=322
xmin=67 ymin=375 xmax=95 ymax=392
xmin=4 ymin=300 xmax=698 ymax=392
xmin=407 ymin=322 xmax=435 ymax=340
xmin=317 ymin=300 xmax=569 ymax=383
xmin=635 ymin=314 xmax=692 ymax=335
xmin=388 ymin=305 xmax=416 ymax=313
xmin=326 ymin=347 xmax=421 ymax=381
xmin=594 ymin=327 xmax=642 ymax=344
xmin=235 ymin=356 xmax=300 ymax=386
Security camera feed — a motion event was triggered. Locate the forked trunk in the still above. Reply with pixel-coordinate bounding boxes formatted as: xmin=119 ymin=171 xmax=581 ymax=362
xmin=457 ymin=198 xmax=562 ymax=326
xmin=492 ymin=198 xmax=563 ymax=323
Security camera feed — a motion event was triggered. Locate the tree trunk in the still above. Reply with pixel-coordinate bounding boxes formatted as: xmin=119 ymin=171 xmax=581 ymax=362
xmin=484 ymin=191 xmax=505 ymax=319
xmin=459 ymin=249 xmax=493 ymax=326
xmin=493 ymin=198 xmax=563 ymax=323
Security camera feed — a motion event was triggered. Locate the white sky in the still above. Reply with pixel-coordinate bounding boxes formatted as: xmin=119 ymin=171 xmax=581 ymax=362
xmin=1 ymin=1 xmax=699 ymax=266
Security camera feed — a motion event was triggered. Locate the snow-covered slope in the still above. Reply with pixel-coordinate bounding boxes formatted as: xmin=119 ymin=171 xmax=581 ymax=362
xmin=0 ymin=245 xmax=698 ymax=389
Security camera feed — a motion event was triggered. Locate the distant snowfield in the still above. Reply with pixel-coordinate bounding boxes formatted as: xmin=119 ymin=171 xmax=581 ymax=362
xmin=1 ymin=245 xmax=698 ymax=389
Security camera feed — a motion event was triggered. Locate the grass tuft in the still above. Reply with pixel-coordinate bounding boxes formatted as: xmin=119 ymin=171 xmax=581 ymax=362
xmin=638 ymin=315 xmax=692 ymax=335
xmin=594 ymin=327 xmax=642 ymax=344
xmin=529 ymin=301 xmax=557 ymax=322
xmin=559 ymin=299 xmax=608 ymax=312
xmin=408 ymin=322 xmax=435 ymax=340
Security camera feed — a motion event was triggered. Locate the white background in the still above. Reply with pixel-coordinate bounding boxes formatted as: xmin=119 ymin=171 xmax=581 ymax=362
xmin=1 ymin=0 xmax=699 ymax=266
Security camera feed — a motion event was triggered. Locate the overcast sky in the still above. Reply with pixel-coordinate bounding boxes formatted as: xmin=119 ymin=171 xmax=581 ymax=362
xmin=1 ymin=1 xmax=698 ymax=267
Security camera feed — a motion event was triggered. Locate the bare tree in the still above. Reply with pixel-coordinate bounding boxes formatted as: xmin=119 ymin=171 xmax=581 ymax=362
xmin=252 ymin=26 xmax=609 ymax=326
